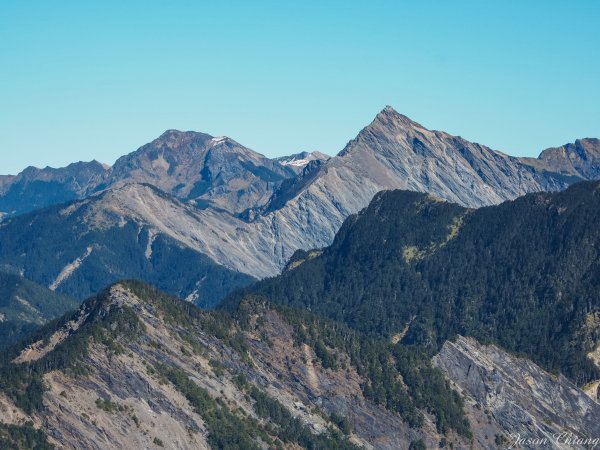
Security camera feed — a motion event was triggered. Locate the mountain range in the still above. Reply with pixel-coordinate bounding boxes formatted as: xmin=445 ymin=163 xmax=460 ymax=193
xmin=0 ymin=107 xmax=599 ymax=449
xmin=230 ymin=181 xmax=600 ymax=388
xmin=3 ymin=107 xmax=599 ymax=221
xmin=0 ymin=107 xmax=599 ymax=311
xmin=2 ymin=176 xmax=600 ymax=448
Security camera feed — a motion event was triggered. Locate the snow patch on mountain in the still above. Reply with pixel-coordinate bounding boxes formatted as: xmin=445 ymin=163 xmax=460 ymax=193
xmin=280 ymin=158 xmax=311 ymax=168
xmin=211 ymin=136 xmax=228 ymax=145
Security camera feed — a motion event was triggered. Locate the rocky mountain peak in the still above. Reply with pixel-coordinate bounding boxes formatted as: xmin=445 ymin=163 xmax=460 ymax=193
xmin=538 ymin=137 xmax=600 ymax=160
xmin=149 ymin=130 xmax=242 ymax=155
xmin=371 ymin=106 xmax=427 ymax=132
xmin=525 ymin=137 xmax=600 ymax=179
xmin=152 ymin=129 xmax=213 ymax=150
xmin=338 ymin=107 xmax=432 ymax=159
xmin=102 ymin=130 xmax=296 ymax=214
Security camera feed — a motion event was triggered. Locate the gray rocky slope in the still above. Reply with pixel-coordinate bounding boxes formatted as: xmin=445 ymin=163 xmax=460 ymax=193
xmin=240 ymin=107 xmax=599 ymax=274
xmin=1 ymin=283 xmax=597 ymax=449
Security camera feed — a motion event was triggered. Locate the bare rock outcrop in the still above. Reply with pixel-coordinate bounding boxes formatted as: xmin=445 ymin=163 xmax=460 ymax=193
xmin=434 ymin=336 xmax=600 ymax=449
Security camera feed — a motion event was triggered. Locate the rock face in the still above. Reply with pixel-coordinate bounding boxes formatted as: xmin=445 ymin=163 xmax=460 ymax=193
xmin=523 ymin=138 xmax=600 ymax=180
xmin=313 ymin=106 xmax=547 ymax=207
xmin=434 ymin=336 xmax=600 ymax=450
xmin=0 ymin=161 xmax=108 ymax=218
xmin=1 ymin=283 xmax=597 ymax=449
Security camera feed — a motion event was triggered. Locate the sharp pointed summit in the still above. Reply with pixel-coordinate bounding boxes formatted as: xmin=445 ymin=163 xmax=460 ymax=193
xmin=365 ymin=105 xmax=429 ymax=135
xmin=372 ymin=105 xmax=425 ymax=129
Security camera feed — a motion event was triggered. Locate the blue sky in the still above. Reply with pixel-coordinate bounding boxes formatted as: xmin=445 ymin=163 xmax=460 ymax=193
xmin=1 ymin=1 xmax=599 ymax=174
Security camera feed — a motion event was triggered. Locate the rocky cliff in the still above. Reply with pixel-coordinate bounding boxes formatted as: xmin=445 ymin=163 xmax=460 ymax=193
xmin=435 ymin=336 xmax=600 ymax=450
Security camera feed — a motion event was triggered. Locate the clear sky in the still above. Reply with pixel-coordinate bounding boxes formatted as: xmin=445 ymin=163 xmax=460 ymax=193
xmin=1 ymin=1 xmax=599 ymax=174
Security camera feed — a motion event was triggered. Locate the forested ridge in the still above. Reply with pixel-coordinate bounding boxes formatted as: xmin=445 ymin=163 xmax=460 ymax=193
xmin=226 ymin=181 xmax=600 ymax=386
xmin=0 ymin=196 xmax=255 ymax=307
xmin=3 ymin=181 xmax=600 ymax=447
xmin=0 ymin=271 xmax=79 ymax=349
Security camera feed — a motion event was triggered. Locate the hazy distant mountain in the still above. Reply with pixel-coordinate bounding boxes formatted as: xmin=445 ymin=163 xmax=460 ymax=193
xmin=0 ymin=161 xmax=108 ymax=219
